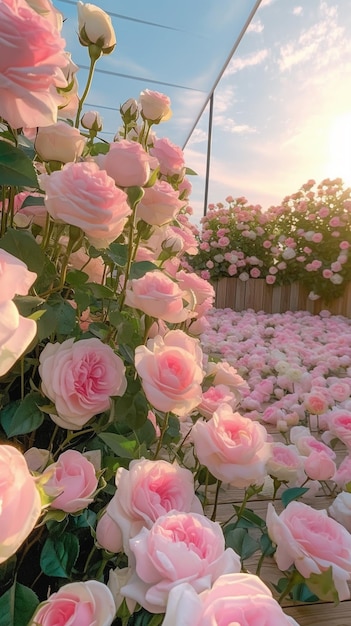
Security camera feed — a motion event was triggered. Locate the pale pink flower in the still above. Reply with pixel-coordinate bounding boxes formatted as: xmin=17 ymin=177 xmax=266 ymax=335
xmin=267 ymin=501 xmax=351 ymax=601
xmin=198 ymin=384 xmax=239 ymax=419
xmin=35 ymin=122 xmax=86 ymax=163
xmin=0 ymin=445 xmax=41 ymax=564
xmin=329 ymin=492 xmax=351 ymax=533
xmin=162 ymin=574 xmax=299 ymax=626
xmin=121 ymin=511 xmax=241 ymax=613
xmin=303 ymin=450 xmax=336 ymax=480
xmin=42 ymin=450 xmax=98 ymax=513
xmin=136 ymin=180 xmax=183 ymax=226
xmin=0 ymin=0 xmax=67 ymax=129
xmin=40 ymin=161 xmax=131 ymax=248
xmin=266 ymin=442 xmax=303 ymax=483
xmin=39 ymin=337 xmax=127 ymax=430
xmin=125 ymin=271 xmax=193 ymax=323
xmin=139 ymin=89 xmax=172 ymax=123
xmin=95 ymin=511 xmax=123 ymax=553
xmin=102 ymin=140 xmax=152 ymax=187
xmin=28 ymin=580 xmax=116 ymax=626
xmin=150 ymin=137 xmax=185 ymax=177
xmin=192 ymin=404 xmax=270 ymax=488
xmin=333 ymin=455 xmax=351 ymax=489
xmin=135 ymin=330 xmax=204 ymax=417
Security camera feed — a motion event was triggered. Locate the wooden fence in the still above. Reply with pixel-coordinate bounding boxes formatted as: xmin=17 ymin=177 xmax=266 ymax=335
xmin=213 ymin=278 xmax=351 ymax=317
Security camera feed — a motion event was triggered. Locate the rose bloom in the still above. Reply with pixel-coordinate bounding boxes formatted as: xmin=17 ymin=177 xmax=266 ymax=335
xmin=303 ymin=450 xmax=336 ymax=481
xmin=329 ymin=491 xmax=351 ymax=532
xmin=42 ymin=450 xmax=98 ymax=513
xmin=0 ymin=249 xmax=37 ymax=377
xmin=28 ymin=580 xmax=116 ymax=626
xmin=139 ymin=89 xmax=172 ymax=123
xmin=175 ymin=270 xmax=215 ymax=306
xmin=266 ymin=442 xmax=303 ymax=483
xmin=95 ymin=510 xmax=123 ymax=553
xmin=39 ymin=337 xmax=127 ymax=430
xmin=106 ymin=458 xmax=203 ymax=553
xmin=40 ymin=161 xmax=131 ymax=248
xmin=162 ymin=574 xmax=299 ymax=626
xmin=192 ymin=404 xmax=270 ymax=488
xmin=266 ymin=274 xmax=276 ymax=285
xmin=303 ymin=391 xmax=329 ymax=415
xmin=267 ymin=500 xmax=351 ymax=600
xmin=26 ymin=0 xmax=63 ymax=30
xmin=102 ymin=140 xmax=151 ymax=187
xmin=136 ymin=180 xmax=184 ymax=226
xmin=150 ymin=137 xmax=185 ymax=177
xmin=198 ymin=384 xmax=239 ymax=419
xmin=124 ymin=271 xmax=192 ymax=324
xmin=0 ymin=0 xmax=67 ymax=129
xmin=329 ymin=381 xmax=350 ymax=402
xmin=121 ymin=511 xmax=241 ymax=613
xmin=0 ymin=445 xmax=41 ymax=565
xmin=333 ymin=455 xmax=351 ymax=489
xmin=35 ymin=122 xmax=86 ymax=163
xmin=77 ymin=1 xmax=116 ymax=51
xmin=322 ymin=409 xmax=351 ymax=450
xmin=134 ymin=330 xmax=204 ymax=417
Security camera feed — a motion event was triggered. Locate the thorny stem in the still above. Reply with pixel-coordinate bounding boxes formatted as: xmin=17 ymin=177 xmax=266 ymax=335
xmin=211 ymin=480 xmax=222 ymax=521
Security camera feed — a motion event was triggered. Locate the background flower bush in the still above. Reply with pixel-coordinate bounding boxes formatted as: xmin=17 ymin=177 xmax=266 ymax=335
xmin=1 ymin=2 xmax=351 ymax=626
xmin=186 ymin=179 xmax=351 ymax=301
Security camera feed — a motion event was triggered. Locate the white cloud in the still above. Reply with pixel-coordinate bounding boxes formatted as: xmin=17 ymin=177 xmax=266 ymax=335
xmin=292 ymin=6 xmax=303 ymax=16
xmin=225 ymin=48 xmax=269 ymax=75
xmin=187 ymin=128 xmax=208 ymax=145
xmin=247 ymin=19 xmax=264 ymax=34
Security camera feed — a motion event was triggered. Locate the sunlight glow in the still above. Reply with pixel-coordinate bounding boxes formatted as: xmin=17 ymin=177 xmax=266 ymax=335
xmin=328 ymin=112 xmax=351 ymax=186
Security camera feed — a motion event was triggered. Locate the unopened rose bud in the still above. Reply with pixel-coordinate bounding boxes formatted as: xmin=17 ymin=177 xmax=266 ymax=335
xmin=139 ymin=89 xmax=172 ymax=124
xmin=35 ymin=122 xmax=86 ymax=163
xmin=81 ymin=110 xmax=103 ymax=132
xmin=120 ymin=98 xmax=139 ymax=125
xmin=77 ymin=2 xmax=116 ymax=55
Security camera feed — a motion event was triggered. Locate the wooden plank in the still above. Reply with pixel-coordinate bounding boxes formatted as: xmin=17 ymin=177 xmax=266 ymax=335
xmin=235 ymin=278 xmax=246 ymax=311
xmin=253 ymin=278 xmax=265 ymax=311
xmin=284 ymin=601 xmax=351 ymax=625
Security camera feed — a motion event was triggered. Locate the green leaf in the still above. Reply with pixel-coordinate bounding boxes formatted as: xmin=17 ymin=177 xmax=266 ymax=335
xmin=185 ymin=167 xmax=197 ymax=176
xmin=281 ymin=487 xmax=309 ymax=508
xmin=106 ymin=242 xmax=128 ymax=266
xmin=40 ymin=534 xmax=79 ymax=578
xmin=112 ymin=391 xmax=148 ymax=430
xmin=0 ymin=582 xmax=39 ymax=626
xmin=224 ymin=527 xmax=259 ymax=560
xmin=20 ymin=195 xmax=45 ymax=209
xmin=66 ymin=269 xmax=89 ymax=286
xmin=0 ymin=141 xmax=38 ymax=187
xmin=0 ymin=228 xmax=46 ymax=276
xmin=85 ymin=283 xmax=114 ymax=299
xmin=98 ymin=432 xmax=138 ymax=459
xmin=260 ymin=532 xmax=276 ymax=557
xmin=129 ymin=261 xmax=158 ymax=280
xmin=306 ymin=566 xmax=340 ymax=603
xmin=89 ymin=142 xmax=110 ymax=156
xmin=6 ymin=391 xmax=46 ymax=437
xmin=232 ymin=506 xmax=266 ymax=529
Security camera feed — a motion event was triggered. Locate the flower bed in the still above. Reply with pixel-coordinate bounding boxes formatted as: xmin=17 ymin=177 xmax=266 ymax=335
xmin=185 ymin=180 xmax=351 ymax=304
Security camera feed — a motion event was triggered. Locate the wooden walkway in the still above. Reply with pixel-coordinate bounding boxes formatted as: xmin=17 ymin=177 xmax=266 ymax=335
xmin=204 ymin=429 xmax=351 ymax=626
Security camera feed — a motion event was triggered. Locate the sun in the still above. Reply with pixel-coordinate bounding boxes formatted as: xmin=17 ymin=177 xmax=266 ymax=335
xmin=328 ymin=112 xmax=351 ymax=186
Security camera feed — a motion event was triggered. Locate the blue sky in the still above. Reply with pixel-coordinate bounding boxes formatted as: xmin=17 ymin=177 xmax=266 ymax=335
xmin=56 ymin=0 xmax=351 ymax=224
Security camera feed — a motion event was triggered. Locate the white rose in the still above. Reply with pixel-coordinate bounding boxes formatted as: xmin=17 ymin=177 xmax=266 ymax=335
xmin=78 ymin=2 xmax=116 ymax=53
xmin=282 ymin=247 xmax=296 ymax=260
xmin=329 ymin=492 xmax=351 ymax=532
xmin=35 ymin=122 xmax=86 ymax=163
xmin=330 ymin=273 xmax=343 ymax=285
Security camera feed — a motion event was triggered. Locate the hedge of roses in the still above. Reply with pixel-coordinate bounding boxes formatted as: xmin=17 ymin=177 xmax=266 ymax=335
xmin=1 ymin=2 xmax=351 ymax=626
xmin=185 ymin=179 xmax=351 ymax=301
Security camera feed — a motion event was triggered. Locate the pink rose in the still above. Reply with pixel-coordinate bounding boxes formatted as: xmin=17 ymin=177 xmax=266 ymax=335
xmin=42 ymin=450 xmax=98 ymax=513
xmin=192 ymin=404 xmax=270 ymax=488
xmin=96 ymin=511 xmax=123 ymax=553
xmin=266 ymin=442 xmax=303 ymax=483
xmin=198 ymin=384 xmax=239 ymax=419
xmin=0 ymin=0 xmax=67 ymax=129
xmin=322 ymin=409 xmax=351 ymax=449
xmin=35 ymin=122 xmax=86 ymax=163
xmin=150 ymin=137 xmax=185 ymax=177
xmin=162 ymin=574 xmax=299 ymax=626
xmin=28 ymin=580 xmax=116 ymax=626
xmin=303 ymin=391 xmax=329 ymax=415
xmin=303 ymin=450 xmax=336 ymax=481
xmin=267 ymin=500 xmax=351 ymax=600
xmin=0 ymin=250 xmax=37 ymax=377
xmin=124 ymin=271 xmax=193 ymax=323
xmin=39 ymin=337 xmax=127 ymax=430
xmin=139 ymin=89 xmax=172 ymax=123
xmin=0 ymin=445 xmax=41 ymax=564
xmin=134 ymin=330 xmax=204 ymax=417
xmin=106 ymin=458 xmax=203 ymax=552
xmin=121 ymin=511 xmax=241 ymax=612
xmin=175 ymin=270 xmax=215 ymax=306
xmin=136 ymin=180 xmax=184 ymax=226
xmin=40 ymin=161 xmax=131 ymax=248
xmin=102 ymin=140 xmax=151 ymax=187
xmin=333 ymin=455 xmax=351 ymax=489
xmin=25 ymin=0 xmax=63 ymax=30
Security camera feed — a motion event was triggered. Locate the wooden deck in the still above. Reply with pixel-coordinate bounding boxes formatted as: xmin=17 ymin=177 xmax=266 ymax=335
xmin=203 ymin=429 xmax=351 ymax=625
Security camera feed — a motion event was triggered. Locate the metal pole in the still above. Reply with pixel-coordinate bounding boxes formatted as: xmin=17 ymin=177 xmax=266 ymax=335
xmin=203 ymin=92 xmax=214 ymax=216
